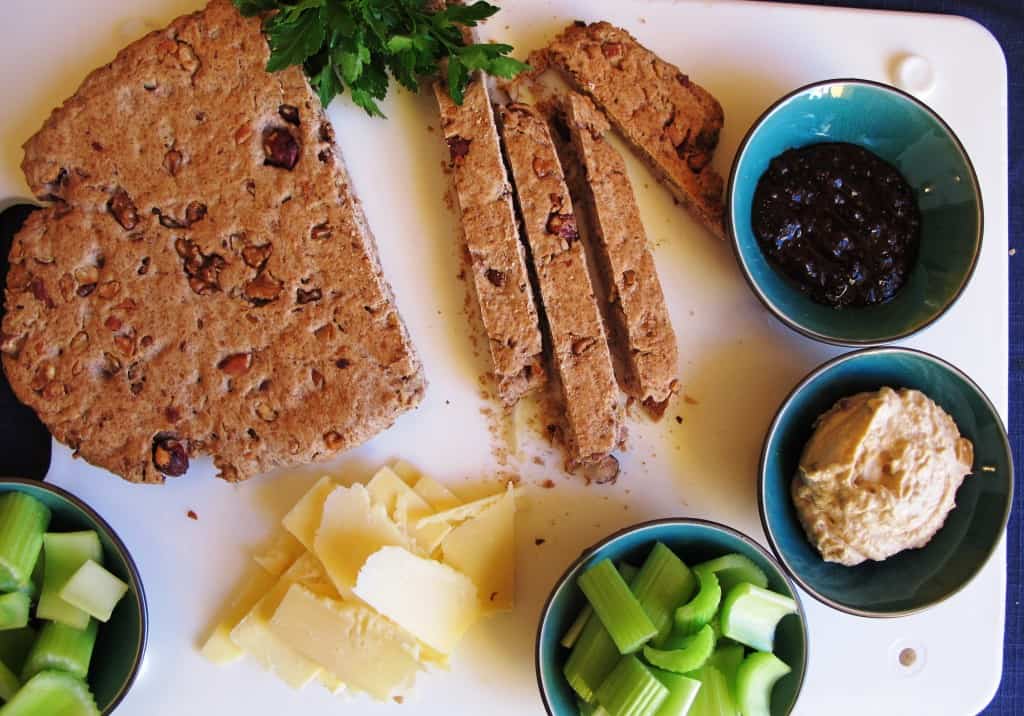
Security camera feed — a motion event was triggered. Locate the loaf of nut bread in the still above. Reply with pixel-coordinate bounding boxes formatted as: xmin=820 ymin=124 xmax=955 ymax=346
xmin=2 ymin=0 xmax=425 ymax=483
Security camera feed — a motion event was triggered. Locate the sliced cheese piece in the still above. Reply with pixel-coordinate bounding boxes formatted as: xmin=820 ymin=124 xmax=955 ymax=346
xmin=441 ymin=483 xmax=516 ymax=613
xmin=416 ymin=485 xmax=514 ymax=527
xmin=200 ymin=567 xmax=278 ymax=664
xmin=390 ymin=460 xmax=422 ymax=484
xmin=229 ymin=578 xmax=322 ymax=689
xmin=412 ymin=475 xmax=462 ymax=512
xmin=269 ymin=582 xmax=421 ymax=701
xmin=319 ymin=670 xmax=346 ymax=695
xmin=366 ymin=466 xmax=452 ymax=555
xmin=282 ymin=551 xmax=339 ymax=600
xmin=353 ymin=546 xmax=480 ymax=655
xmin=282 ymin=476 xmax=337 ymax=551
xmin=200 ymin=624 xmax=242 ymax=665
xmin=313 ymin=484 xmax=408 ymax=599
xmin=253 ymin=531 xmax=305 ymax=576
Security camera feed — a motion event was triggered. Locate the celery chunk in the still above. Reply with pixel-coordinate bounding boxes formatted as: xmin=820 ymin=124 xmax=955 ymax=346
xmin=643 ymin=624 xmax=715 ymax=674
xmin=596 ymin=655 xmax=669 ymax=716
xmin=650 ymin=667 xmax=701 ymax=716
xmin=0 ymin=669 xmax=99 ymax=716
xmin=0 ymin=628 xmax=35 ymax=677
xmin=0 ymin=494 xmax=51 ymax=592
xmin=37 ymin=533 xmax=102 ymax=629
xmin=694 ymin=554 xmax=767 ymax=595
xmin=578 ymin=560 xmax=657 ymax=655
xmin=735 ymin=652 xmax=790 ymax=716
xmin=21 ymin=620 xmax=98 ymax=682
xmin=59 ymin=560 xmax=129 ymax=623
xmin=707 ymin=644 xmax=745 ymax=694
xmin=687 ymin=664 xmax=736 ymax=716
xmin=0 ymin=658 xmax=18 ymax=703
xmin=719 ymin=583 xmax=796 ymax=653
xmin=631 ymin=543 xmax=696 ymax=647
xmin=562 ymin=605 xmax=593 ymax=649
xmin=674 ymin=567 xmax=721 ymax=636
xmin=0 ymin=594 xmax=30 ymax=632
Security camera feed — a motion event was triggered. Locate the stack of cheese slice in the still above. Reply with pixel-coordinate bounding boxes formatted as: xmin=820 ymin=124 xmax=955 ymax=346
xmin=200 ymin=461 xmax=517 ymax=701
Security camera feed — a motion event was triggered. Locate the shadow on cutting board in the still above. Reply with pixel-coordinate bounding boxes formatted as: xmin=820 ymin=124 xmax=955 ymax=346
xmin=0 ymin=202 xmax=51 ymax=480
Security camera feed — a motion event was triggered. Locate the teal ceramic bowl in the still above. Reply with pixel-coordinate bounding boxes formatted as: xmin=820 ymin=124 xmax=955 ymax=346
xmin=728 ymin=79 xmax=983 ymax=345
xmin=536 ymin=519 xmax=808 ymax=715
xmin=759 ymin=347 xmax=1012 ymax=617
xmin=0 ymin=478 xmax=147 ymax=714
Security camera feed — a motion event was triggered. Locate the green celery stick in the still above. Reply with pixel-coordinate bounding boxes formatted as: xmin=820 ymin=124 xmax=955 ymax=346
xmin=719 ymin=583 xmax=796 ymax=653
xmin=0 ymin=493 xmax=51 ymax=592
xmin=643 ymin=624 xmax=715 ymax=674
xmin=562 ymin=605 xmax=593 ymax=649
xmin=0 ymin=628 xmax=36 ymax=674
xmin=37 ymin=532 xmax=102 ymax=630
xmin=688 ymin=664 xmax=736 ymax=716
xmin=0 ymin=657 xmax=18 ymax=703
xmin=596 ymin=655 xmax=669 ymax=716
xmin=631 ymin=543 xmax=696 ymax=647
xmin=0 ymin=593 xmax=30 ymax=631
xmin=59 ymin=560 xmax=129 ymax=623
xmin=21 ymin=620 xmax=98 ymax=682
xmin=15 ymin=557 xmax=44 ymax=601
xmin=565 ymin=568 xmax=642 ymax=703
xmin=579 ymin=560 xmax=657 ymax=655
xmin=735 ymin=652 xmax=790 ymax=716
xmin=650 ymin=667 xmax=701 ymax=716
xmin=707 ymin=644 xmax=745 ymax=698
xmin=0 ymin=669 xmax=99 ymax=716
xmin=674 ymin=567 xmax=721 ymax=636
xmin=694 ymin=555 xmax=767 ymax=595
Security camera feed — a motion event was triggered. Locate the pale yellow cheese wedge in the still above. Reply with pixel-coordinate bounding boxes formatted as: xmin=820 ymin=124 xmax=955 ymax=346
xmin=282 ymin=476 xmax=337 ymax=551
xmin=366 ymin=466 xmax=448 ymax=553
xmin=229 ymin=578 xmax=322 ymax=689
xmin=353 ymin=546 xmax=480 ymax=655
xmin=389 ymin=459 xmax=422 ymax=484
xmin=313 ymin=484 xmax=409 ymax=600
xmin=319 ymin=670 xmax=346 ymax=695
xmin=282 ymin=551 xmax=339 ymax=600
xmin=416 ymin=486 xmax=513 ymax=528
xmin=253 ymin=531 xmax=305 ymax=576
xmin=200 ymin=566 xmax=278 ymax=665
xmin=441 ymin=483 xmax=516 ymax=613
xmin=269 ymin=582 xmax=421 ymax=701
xmin=412 ymin=475 xmax=462 ymax=512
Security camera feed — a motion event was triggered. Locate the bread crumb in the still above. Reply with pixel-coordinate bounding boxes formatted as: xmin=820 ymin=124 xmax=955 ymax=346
xmin=684 ymin=394 xmax=698 ymax=405
xmin=187 ymin=510 xmax=198 ymax=520
xmin=675 ymin=415 xmax=683 ymax=424
xmin=540 ymin=479 xmax=555 ymax=489
xmin=535 ymin=538 xmax=546 ymax=546
xmin=394 ymin=696 xmax=404 ymax=704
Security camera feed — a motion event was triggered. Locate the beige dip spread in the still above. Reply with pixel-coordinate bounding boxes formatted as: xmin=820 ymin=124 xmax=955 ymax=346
xmin=792 ymin=387 xmax=974 ymax=566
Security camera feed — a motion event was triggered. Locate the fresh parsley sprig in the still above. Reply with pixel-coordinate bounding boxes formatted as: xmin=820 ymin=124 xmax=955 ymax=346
xmin=234 ymin=0 xmax=529 ymax=117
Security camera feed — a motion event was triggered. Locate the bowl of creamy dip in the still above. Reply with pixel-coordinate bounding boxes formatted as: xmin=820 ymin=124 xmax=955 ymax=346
xmin=758 ymin=347 xmax=1012 ymax=617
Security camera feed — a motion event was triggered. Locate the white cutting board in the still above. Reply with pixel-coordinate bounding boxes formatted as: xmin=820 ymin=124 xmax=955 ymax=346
xmin=0 ymin=0 xmax=1009 ymax=714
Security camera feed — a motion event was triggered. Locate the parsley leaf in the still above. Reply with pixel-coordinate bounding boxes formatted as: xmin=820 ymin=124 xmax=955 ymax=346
xmin=234 ymin=0 xmax=527 ymax=116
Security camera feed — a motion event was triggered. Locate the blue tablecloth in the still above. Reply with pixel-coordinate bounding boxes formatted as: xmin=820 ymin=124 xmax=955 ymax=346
xmin=783 ymin=1 xmax=1022 ymax=712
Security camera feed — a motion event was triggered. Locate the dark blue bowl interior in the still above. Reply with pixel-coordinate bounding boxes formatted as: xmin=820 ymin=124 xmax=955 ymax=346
xmin=760 ymin=349 xmax=1012 ymax=614
xmin=537 ymin=520 xmax=807 ymax=715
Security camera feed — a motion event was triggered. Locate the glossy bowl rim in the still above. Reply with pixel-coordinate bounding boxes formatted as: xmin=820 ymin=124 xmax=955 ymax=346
xmin=725 ymin=77 xmax=985 ymax=347
xmin=757 ymin=345 xmax=1014 ymax=618
xmin=534 ymin=517 xmax=810 ymax=715
xmin=0 ymin=477 xmax=149 ymax=714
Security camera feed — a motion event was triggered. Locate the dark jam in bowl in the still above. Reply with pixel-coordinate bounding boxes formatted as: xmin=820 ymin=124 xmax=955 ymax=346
xmin=751 ymin=142 xmax=921 ymax=308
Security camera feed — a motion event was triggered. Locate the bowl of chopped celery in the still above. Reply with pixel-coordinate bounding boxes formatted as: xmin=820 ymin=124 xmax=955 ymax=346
xmin=0 ymin=478 xmax=147 ymax=715
xmin=536 ymin=519 xmax=807 ymax=716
